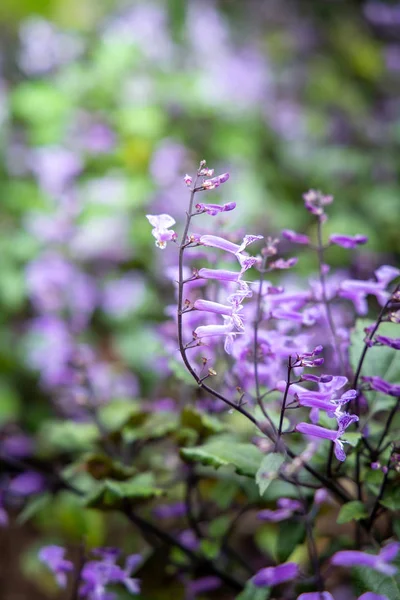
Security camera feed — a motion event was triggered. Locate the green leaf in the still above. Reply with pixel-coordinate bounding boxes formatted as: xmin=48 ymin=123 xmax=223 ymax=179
xmin=342 ymin=432 xmax=362 ymax=447
xmin=277 ymin=521 xmax=306 ymax=562
xmin=180 ymin=439 xmax=263 ymax=477
xmin=380 ymin=486 xmax=400 ymax=511
xmin=337 ymin=501 xmax=368 ymax=524
xmin=98 ymin=399 xmax=145 ymax=432
xmin=353 ymin=565 xmax=400 ymax=599
xmin=81 ymin=453 xmax=136 ymax=481
xmin=38 ymin=420 xmax=99 ymax=455
xmin=180 ymin=406 xmax=225 ymax=437
xmin=17 ymin=493 xmax=51 ymax=525
xmin=255 ymin=453 xmax=285 ymax=496
xmin=84 ymin=473 xmax=163 ymax=510
xmin=235 ymin=580 xmax=271 ymax=600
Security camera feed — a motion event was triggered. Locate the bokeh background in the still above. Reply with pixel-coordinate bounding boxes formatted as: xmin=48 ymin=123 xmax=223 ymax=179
xmin=0 ymin=0 xmax=399 ymax=597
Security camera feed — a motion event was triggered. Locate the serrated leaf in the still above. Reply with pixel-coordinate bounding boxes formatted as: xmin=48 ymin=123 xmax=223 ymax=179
xmin=255 ymin=453 xmax=285 ymax=496
xmin=180 ymin=440 xmax=263 ymax=477
xmin=337 ymin=501 xmax=368 ymax=524
xmin=235 ymin=581 xmax=270 ymax=600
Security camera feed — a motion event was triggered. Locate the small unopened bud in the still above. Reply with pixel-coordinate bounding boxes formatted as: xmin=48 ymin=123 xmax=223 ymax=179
xmin=208 ymin=368 xmax=217 ymax=376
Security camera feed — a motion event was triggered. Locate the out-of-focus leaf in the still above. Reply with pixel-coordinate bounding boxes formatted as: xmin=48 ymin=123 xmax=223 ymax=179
xmin=180 ymin=440 xmax=263 ymax=477
xmin=81 ymin=453 xmax=136 ymax=480
xmin=38 ymin=420 xmax=99 ymax=455
xmin=235 ymin=581 xmax=270 ymax=600
xmin=352 ymin=565 xmax=400 ymax=599
xmin=98 ymin=399 xmax=146 ymax=432
xmin=337 ymin=500 xmax=368 ymax=524
xmin=84 ymin=472 xmax=163 ymax=510
xmin=180 ymin=406 xmax=225 ymax=438
xmin=17 ymin=493 xmax=51 ymax=525
xmin=277 ymin=521 xmax=306 ymax=562
xmin=255 ymin=453 xmax=285 ymax=496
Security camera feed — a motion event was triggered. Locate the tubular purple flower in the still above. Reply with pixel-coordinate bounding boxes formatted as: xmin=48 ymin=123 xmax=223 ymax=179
xmin=253 ymin=563 xmax=300 ymax=587
xmin=258 ymin=508 xmax=293 ymax=522
xmin=331 ymin=542 xmax=400 ymax=576
xmin=195 ymin=202 xmax=236 ymax=215
xmin=296 ymin=412 xmax=358 ymax=461
xmin=200 ymin=235 xmax=240 ymax=254
xmin=198 ymin=268 xmax=240 ymax=282
xmin=146 ymin=214 xmax=177 ymax=249
xmin=375 ymin=335 xmax=400 ymax=350
xmin=363 ymin=376 xmax=400 ymax=397
xmin=329 ymin=234 xmax=368 ymax=249
xmin=339 ymin=265 xmax=400 ymax=314
xmin=184 ymin=174 xmax=193 ymax=186
xmin=193 ymin=299 xmax=234 ymax=316
xmin=195 ymin=322 xmax=235 ymax=339
xmin=201 ymin=172 xmax=230 ymax=190
xmin=282 ymin=229 xmax=311 ymax=245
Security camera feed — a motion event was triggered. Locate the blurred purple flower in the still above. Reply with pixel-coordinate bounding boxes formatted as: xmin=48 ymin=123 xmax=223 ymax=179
xmin=282 ymin=229 xmax=310 ymax=245
xmin=329 ymin=234 xmax=368 ymax=249
xmin=39 ymin=545 xmax=74 ymax=589
xmin=362 ymin=376 xmax=400 ymax=397
xmin=374 ymin=335 xmax=400 ymax=350
xmin=253 ymin=562 xmax=300 ymax=587
xmin=331 ymin=542 xmax=400 ymax=576
xmin=146 ymin=214 xmax=177 ymax=249
xmin=339 ymin=265 xmax=399 ymax=315
xmin=29 ymin=147 xmax=82 ymax=196
xmin=8 ymin=472 xmax=45 ymax=496
xmin=102 ymin=274 xmax=146 ymax=318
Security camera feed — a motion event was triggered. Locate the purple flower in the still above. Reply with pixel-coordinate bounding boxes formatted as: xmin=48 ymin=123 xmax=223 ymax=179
xmin=186 ymin=576 xmax=221 ymax=598
xmin=270 ymin=257 xmax=298 ymax=270
xmin=39 ymin=545 xmax=74 ymax=589
xmin=362 ymin=376 xmax=400 ymax=397
xmin=296 ymin=412 xmax=359 ymax=461
xmin=184 ymin=174 xmax=193 ymax=187
xmin=297 ymin=593 xmax=334 ymax=600
xmin=195 ymin=202 xmax=236 ymax=215
xmin=8 ymin=472 xmax=45 ymax=496
xmin=80 ymin=549 xmax=141 ymax=599
xmin=331 ymin=542 xmax=400 ymax=576
xmin=303 ymin=189 xmax=333 ymax=219
xmin=146 ymin=214 xmax=177 ymax=249
xmin=329 ymin=234 xmax=368 ymax=249
xmin=282 ymin=229 xmax=310 ymax=245
xmin=198 ymin=268 xmax=241 ymax=282
xmin=258 ymin=498 xmax=303 ymax=522
xmin=339 ymin=265 xmax=400 ymax=315
xmin=201 ymin=172 xmax=229 ymax=190
xmin=194 ymin=321 xmax=240 ymax=354
xmin=375 ymin=335 xmax=400 ymax=350
xmin=253 ymin=562 xmax=300 ymax=587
